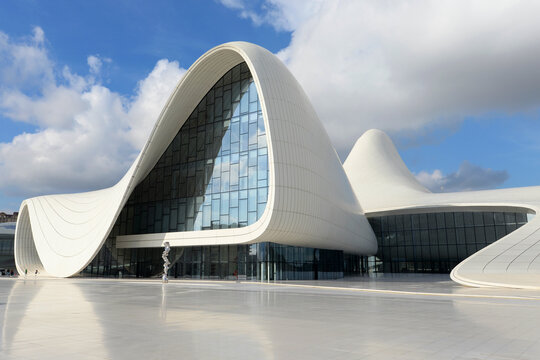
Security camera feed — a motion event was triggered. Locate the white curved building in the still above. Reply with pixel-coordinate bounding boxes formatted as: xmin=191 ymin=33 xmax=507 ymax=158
xmin=14 ymin=42 xmax=376 ymax=280
xmin=14 ymin=42 xmax=540 ymax=288
xmin=344 ymin=129 xmax=540 ymax=289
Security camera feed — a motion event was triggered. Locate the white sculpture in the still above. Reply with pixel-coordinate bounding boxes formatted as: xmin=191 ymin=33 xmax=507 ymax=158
xmin=162 ymin=242 xmax=171 ymax=283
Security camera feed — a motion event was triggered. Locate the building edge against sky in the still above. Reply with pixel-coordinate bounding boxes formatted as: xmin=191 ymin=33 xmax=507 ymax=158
xmin=12 ymin=42 xmax=540 ymax=289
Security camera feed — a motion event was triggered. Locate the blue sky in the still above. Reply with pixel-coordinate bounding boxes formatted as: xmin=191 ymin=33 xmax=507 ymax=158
xmin=1 ymin=0 xmax=540 ymax=212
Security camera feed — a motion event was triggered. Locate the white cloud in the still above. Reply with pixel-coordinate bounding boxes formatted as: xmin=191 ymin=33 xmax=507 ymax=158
xmin=0 ymin=28 xmax=186 ymax=198
xmin=226 ymin=0 xmax=540 ymax=157
xmin=218 ymin=0 xmax=264 ymax=26
xmin=261 ymin=0 xmax=326 ymax=31
xmin=126 ymin=58 xmax=186 ymax=149
xmin=0 ymin=26 xmax=53 ymax=92
xmin=415 ymin=161 xmax=509 ymax=192
xmin=87 ymin=55 xmax=102 ymax=75
xmin=32 ymin=26 xmax=44 ymax=44
xmin=218 ymin=0 xmax=325 ymax=31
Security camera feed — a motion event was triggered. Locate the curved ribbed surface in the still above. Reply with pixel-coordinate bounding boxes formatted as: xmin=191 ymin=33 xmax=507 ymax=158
xmin=15 ymin=42 xmax=377 ymax=277
xmin=15 ymin=168 xmax=134 ymax=277
xmin=344 ymin=128 xmax=540 ymax=289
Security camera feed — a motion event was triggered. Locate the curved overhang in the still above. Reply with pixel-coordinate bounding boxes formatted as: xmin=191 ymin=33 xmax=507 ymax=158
xmin=15 ymin=42 xmax=377 ymax=277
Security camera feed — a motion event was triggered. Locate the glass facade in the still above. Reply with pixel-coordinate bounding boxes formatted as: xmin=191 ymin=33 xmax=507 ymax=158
xmin=0 ymin=235 xmax=14 ymax=266
xmin=120 ymin=62 xmax=268 ymax=235
xmin=368 ymin=211 xmax=528 ymax=273
xmin=0 ymin=227 xmax=15 ymax=271
xmin=80 ymin=233 xmax=359 ymax=280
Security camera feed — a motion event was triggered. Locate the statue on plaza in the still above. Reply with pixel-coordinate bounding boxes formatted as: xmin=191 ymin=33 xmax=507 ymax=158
xmin=162 ymin=242 xmax=171 ymax=283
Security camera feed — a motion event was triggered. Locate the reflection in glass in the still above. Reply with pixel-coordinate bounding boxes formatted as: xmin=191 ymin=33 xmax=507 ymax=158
xmin=368 ymin=211 xmax=529 ymax=273
xmin=81 ymin=241 xmax=362 ymax=280
xmin=121 ymin=62 xmax=268 ymax=235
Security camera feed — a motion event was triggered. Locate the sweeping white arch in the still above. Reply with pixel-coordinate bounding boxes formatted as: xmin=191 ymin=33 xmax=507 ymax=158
xmin=14 ymin=42 xmax=377 ymax=278
xmin=344 ymin=129 xmax=540 ymax=289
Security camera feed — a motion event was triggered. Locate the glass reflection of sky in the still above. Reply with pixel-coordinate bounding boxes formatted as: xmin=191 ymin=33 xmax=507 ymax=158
xmin=120 ymin=62 xmax=268 ymax=235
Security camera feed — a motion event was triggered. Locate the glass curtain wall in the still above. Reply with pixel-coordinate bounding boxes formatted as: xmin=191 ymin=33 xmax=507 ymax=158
xmin=83 ymin=62 xmax=271 ymax=278
xmin=368 ymin=211 xmax=528 ymax=273
xmin=0 ymin=233 xmax=15 ymax=270
xmin=119 ymin=61 xmax=269 ymax=235
xmin=80 ymin=235 xmax=355 ymax=280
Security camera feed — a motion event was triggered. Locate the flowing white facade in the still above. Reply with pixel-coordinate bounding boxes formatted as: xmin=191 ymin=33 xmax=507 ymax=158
xmin=344 ymin=129 xmax=540 ymax=289
xmin=14 ymin=42 xmax=377 ymax=278
xmin=14 ymin=42 xmax=540 ymax=288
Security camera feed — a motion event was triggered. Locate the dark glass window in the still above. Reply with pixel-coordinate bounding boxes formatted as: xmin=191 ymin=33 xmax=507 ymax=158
xmin=427 ymin=213 xmax=437 ymax=229
xmin=436 ymin=213 xmax=445 ymax=229
xmin=473 ymin=212 xmax=484 ymax=226
xmin=483 ymin=212 xmax=495 ymax=226
xmin=445 ymin=213 xmax=454 ymax=228
xmin=395 ymin=215 xmax=404 ymax=231
xmin=403 ymin=215 xmax=412 ymax=230
xmin=505 ymin=213 xmax=516 ymax=225
xmin=411 ymin=215 xmax=420 ymax=229
xmin=367 ymin=211 xmax=528 ymax=274
xmin=485 ymin=226 xmax=496 ymax=244
xmin=463 ymin=212 xmax=474 ymax=227
xmin=454 ymin=212 xmax=464 ymax=227
xmin=419 ymin=214 xmax=428 ymax=230
xmin=516 ymin=212 xmax=528 ymax=225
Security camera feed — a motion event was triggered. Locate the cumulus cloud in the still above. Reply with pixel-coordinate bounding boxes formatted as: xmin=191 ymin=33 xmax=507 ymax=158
xmin=126 ymin=58 xmax=185 ymax=149
xmin=0 ymin=27 xmax=186 ymax=197
xmin=0 ymin=26 xmax=53 ymax=92
xmin=415 ymin=161 xmax=509 ymax=192
xmin=87 ymin=55 xmax=112 ymax=78
xmin=225 ymin=0 xmax=540 ymax=158
xmin=87 ymin=55 xmax=102 ymax=75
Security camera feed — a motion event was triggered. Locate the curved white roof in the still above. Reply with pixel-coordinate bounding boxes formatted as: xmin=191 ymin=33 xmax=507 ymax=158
xmin=343 ymin=129 xmax=431 ymax=211
xmin=345 ymin=129 xmax=540 ymax=289
xmin=14 ymin=42 xmax=377 ymax=277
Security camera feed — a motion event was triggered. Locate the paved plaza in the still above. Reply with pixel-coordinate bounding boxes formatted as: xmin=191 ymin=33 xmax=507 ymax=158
xmin=1 ymin=275 xmax=540 ymax=359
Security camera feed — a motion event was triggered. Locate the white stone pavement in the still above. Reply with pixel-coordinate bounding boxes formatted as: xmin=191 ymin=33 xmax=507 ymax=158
xmin=1 ymin=274 xmax=540 ymax=359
